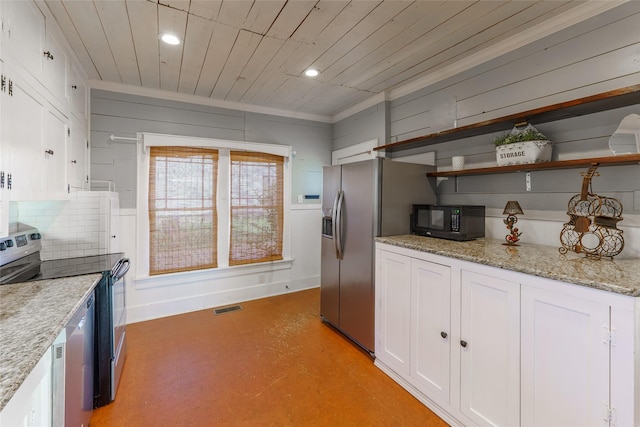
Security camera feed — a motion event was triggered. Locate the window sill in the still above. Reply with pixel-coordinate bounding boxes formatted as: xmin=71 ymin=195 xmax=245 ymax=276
xmin=134 ymin=258 xmax=294 ymax=289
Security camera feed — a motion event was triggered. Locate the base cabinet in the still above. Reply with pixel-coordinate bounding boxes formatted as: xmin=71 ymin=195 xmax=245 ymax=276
xmin=411 ymin=259 xmax=451 ymax=406
xmin=521 ymin=285 xmax=610 ymax=427
xmin=460 ymin=271 xmax=520 ymax=427
xmin=376 ymin=249 xmax=412 ymax=377
xmin=375 ymin=242 xmax=636 ymax=427
xmin=0 ymin=348 xmax=52 ymax=427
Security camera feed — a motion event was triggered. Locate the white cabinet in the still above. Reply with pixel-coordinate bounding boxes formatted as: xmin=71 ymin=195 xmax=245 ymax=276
xmin=375 ymin=242 xmax=637 ymax=427
xmin=411 ymin=258 xmax=451 ymax=405
xmin=521 ymin=285 xmax=611 ymax=427
xmin=42 ymin=25 xmax=68 ymax=106
xmin=1 ymin=0 xmax=67 ymax=106
xmin=376 ymin=248 xmax=519 ymax=426
xmin=0 ymin=0 xmax=45 ymax=82
xmin=68 ymin=117 xmax=88 ymax=192
xmin=108 ymin=193 xmax=120 ymax=252
xmin=0 ymin=60 xmax=9 ymax=237
xmin=0 ymin=0 xmax=88 ymax=205
xmin=44 ymin=105 xmax=68 ymax=196
xmin=4 ymin=65 xmax=46 ymax=199
xmin=68 ymin=63 xmax=87 ymax=121
xmin=376 ymin=249 xmax=412 ymax=377
xmin=1 ymin=63 xmax=68 ymax=200
xmin=460 ymin=270 xmax=520 ymax=427
xmin=0 ymin=347 xmax=52 ymax=427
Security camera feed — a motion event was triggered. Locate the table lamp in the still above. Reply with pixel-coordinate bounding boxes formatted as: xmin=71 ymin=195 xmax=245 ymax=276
xmin=503 ymin=201 xmax=523 ymax=245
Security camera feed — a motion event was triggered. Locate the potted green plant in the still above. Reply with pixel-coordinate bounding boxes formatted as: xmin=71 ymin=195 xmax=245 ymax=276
xmin=494 ymin=123 xmax=552 ymax=166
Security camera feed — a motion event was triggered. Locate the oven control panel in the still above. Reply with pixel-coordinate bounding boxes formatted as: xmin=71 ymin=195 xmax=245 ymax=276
xmin=0 ymin=228 xmax=43 ymax=265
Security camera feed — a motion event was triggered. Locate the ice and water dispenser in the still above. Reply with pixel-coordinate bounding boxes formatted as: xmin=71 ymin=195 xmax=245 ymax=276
xmin=322 ymin=209 xmax=333 ymax=237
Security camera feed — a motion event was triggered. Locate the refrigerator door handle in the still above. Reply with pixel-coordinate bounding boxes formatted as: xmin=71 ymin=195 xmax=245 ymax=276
xmin=335 ymin=190 xmax=345 ymax=260
xmin=331 ymin=191 xmax=339 ymax=258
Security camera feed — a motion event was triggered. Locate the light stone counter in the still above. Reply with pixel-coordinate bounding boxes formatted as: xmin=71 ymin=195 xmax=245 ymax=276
xmin=0 ymin=274 xmax=101 ymax=411
xmin=376 ymin=235 xmax=640 ymax=297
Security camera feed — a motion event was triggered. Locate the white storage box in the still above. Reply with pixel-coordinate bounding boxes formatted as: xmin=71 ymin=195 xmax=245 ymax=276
xmin=496 ymin=140 xmax=552 ymax=166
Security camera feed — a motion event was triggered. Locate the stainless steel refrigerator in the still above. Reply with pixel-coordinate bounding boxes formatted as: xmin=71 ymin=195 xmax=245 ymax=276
xmin=320 ymin=158 xmax=436 ymax=354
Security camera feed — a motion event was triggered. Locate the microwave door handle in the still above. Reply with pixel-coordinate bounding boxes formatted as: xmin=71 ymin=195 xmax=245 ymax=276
xmin=332 ymin=191 xmax=340 ymax=259
xmin=335 ymin=190 xmax=344 ymax=260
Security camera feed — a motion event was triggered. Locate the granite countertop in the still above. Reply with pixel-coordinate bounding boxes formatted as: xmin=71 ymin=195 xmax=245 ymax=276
xmin=376 ymin=235 xmax=640 ymax=297
xmin=0 ymin=274 xmax=101 ymax=412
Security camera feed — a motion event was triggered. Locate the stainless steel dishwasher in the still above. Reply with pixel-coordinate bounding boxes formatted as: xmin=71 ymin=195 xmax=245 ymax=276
xmin=52 ymin=292 xmax=95 ymax=427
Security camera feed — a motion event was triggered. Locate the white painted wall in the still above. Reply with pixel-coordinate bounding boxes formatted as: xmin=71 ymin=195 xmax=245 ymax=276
xmin=121 ymin=204 xmax=321 ymax=324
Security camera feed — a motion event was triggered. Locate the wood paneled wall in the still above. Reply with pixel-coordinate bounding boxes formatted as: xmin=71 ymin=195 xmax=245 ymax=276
xmin=333 ymin=3 xmax=640 ymax=217
xmin=90 ymin=90 xmax=332 ymax=208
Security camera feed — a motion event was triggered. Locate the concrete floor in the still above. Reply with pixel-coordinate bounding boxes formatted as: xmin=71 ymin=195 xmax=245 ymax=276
xmin=90 ymin=288 xmax=448 ymax=426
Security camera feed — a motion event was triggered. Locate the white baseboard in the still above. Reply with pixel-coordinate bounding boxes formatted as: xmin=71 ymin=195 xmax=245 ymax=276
xmin=127 ymin=275 xmax=320 ymax=324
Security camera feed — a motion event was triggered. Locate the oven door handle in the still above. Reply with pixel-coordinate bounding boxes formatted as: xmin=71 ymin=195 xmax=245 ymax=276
xmin=112 ymin=258 xmax=130 ymax=281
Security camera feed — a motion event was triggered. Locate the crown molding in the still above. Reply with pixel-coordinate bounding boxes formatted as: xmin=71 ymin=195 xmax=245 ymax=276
xmin=331 ymin=92 xmax=389 ymax=123
xmin=88 ymin=80 xmax=333 ymax=123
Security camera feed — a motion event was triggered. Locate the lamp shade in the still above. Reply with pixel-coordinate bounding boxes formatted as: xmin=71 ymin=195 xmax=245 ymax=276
xmin=503 ymin=200 xmax=524 ymax=215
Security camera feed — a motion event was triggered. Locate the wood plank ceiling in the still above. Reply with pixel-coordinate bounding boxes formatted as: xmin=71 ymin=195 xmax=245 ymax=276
xmin=43 ymin=0 xmax=605 ymax=119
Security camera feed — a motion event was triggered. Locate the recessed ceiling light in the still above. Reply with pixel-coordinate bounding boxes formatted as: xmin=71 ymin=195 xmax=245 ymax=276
xmin=159 ymin=33 xmax=181 ymax=45
xmin=304 ymin=68 xmax=319 ymax=77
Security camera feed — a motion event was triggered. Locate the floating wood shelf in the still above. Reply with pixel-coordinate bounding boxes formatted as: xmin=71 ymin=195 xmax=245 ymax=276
xmin=426 ymin=154 xmax=640 ymax=177
xmin=375 ymin=84 xmax=640 ymax=154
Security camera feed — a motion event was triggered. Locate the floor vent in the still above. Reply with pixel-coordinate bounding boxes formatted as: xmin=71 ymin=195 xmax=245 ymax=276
xmin=213 ymin=305 xmax=242 ymax=315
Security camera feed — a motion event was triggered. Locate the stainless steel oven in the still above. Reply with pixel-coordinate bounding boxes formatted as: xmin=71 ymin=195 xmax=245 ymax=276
xmin=0 ymin=226 xmax=130 ymax=410
xmin=93 ymin=257 xmax=130 ymax=407
xmin=111 ymin=258 xmax=129 ymax=402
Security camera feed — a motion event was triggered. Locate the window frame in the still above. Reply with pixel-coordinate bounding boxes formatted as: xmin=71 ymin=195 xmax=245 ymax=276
xmin=136 ymin=132 xmax=292 ymax=278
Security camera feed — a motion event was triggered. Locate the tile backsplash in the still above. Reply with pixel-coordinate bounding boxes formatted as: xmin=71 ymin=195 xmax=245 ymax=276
xmin=10 ymin=191 xmax=118 ymax=260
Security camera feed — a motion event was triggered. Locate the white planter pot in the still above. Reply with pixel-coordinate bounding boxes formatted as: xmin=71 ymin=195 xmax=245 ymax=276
xmin=496 ymin=140 xmax=552 ymax=166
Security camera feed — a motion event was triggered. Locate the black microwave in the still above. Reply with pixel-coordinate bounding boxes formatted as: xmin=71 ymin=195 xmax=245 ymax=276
xmin=411 ymin=205 xmax=485 ymax=241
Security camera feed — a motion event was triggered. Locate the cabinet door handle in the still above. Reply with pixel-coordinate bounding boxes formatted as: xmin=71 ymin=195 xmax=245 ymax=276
xmin=460 ymin=340 xmax=468 ymax=348
xmin=71 ymin=85 xmax=77 ymax=90
xmin=1 ymin=75 xmax=5 ymax=92
xmin=43 ymin=50 xmax=54 ymax=60
xmin=7 ymin=173 xmax=12 ymax=190
xmin=71 ymin=160 xmax=77 ymax=164
xmin=0 ymin=171 xmax=4 ymax=189
xmin=45 ymin=149 xmax=54 ymax=155
xmin=440 ymin=331 xmax=448 ymax=339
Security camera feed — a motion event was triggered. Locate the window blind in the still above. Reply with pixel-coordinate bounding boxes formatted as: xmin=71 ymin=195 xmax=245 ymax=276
xmin=149 ymin=147 xmax=218 ymax=275
xmin=229 ymin=151 xmax=284 ymax=266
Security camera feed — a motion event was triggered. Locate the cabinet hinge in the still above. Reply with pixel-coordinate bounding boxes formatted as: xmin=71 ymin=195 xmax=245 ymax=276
xmin=602 ymin=324 xmax=615 ymax=346
xmin=86 ymin=141 xmax=89 ymax=149
xmin=68 ymin=128 xmax=71 ymax=137
xmin=602 ymin=329 xmax=617 ymax=347
xmin=603 ymin=404 xmax=617 ymax=423
xmin=611 ymin=328 xmax=617 ymax=347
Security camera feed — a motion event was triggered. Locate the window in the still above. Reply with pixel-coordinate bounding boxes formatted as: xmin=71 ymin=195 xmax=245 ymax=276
xmin=148 ymin=147 xmax=218 ymax=275
xmin=139 ymin=133 xmax=291 ymax=278
xmin=229 ymin=151 xmax=284 ymax=265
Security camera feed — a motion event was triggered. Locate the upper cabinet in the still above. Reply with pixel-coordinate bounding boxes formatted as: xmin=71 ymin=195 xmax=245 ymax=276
xmin=69 ymin=62 xmax=87 ymax=121
xmin=42 ymin=24 xmax=69 ymax=106
xmin=0 ymin=60 xmax=9 ymax=238
xmin=0 ymin=0 xmax=89 ymax=236
xmin=1 ymin=1 xmax=46 ymax=82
